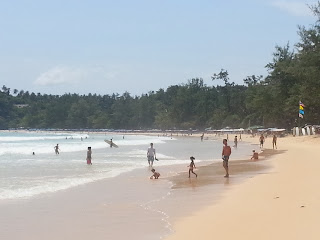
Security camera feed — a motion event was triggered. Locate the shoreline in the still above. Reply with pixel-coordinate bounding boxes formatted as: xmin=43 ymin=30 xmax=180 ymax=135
xmin=165 ymin=135 xmax=320 ymax=240
xmin=0 ymin=131 xmax=254 ymax=201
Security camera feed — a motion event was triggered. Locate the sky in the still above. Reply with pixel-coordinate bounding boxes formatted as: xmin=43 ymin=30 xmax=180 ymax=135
xmin=0 ymin=0 xmax=317 ymax=96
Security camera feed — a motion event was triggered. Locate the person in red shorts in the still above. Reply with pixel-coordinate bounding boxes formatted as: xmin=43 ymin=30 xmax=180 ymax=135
xmin=86 ymin=147 xmax=92 ymax=165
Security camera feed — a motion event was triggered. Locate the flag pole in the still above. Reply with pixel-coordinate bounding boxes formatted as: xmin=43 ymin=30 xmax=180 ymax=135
xmin=298 ymin=101 xmax=301 ymax=127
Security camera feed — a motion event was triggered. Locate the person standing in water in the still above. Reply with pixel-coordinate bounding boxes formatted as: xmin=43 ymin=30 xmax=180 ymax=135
xmin=86 ymin=147 xmax=92 ymax=165
xmin=222 ymin=139 xmax=231 ymax=178
xmin=54 ymin=144 xmax=60 ymax=155
xmin=234 ymin=135 xmax=238 ymax=148
xmin=188 ymin=156 xmax=198 ymax=178
xmin=147 ymin=143 xmax=156 ymax=167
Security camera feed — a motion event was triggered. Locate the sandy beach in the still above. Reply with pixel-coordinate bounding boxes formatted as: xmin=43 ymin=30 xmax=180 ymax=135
xmin=166 ymin=135 xmax=320 ymax=240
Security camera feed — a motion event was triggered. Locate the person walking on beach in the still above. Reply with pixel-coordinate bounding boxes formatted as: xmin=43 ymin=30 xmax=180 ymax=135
xmin=188 ymin=156 xmax=198 ymax=178
xmin=222 ymin=139 xmax=231 ymax=178
xmin=200 ymin=133 xmax=204 ymax=142
xmin=259 ymin=134 xmax=265 ymax=148
xmin=147 ymin=143 xmax=157 ymax=167
xmin=54 ymin=144 xmax=60 ymax=155
xmin=150 ymin=168 xmax=160 ymax=179
xmin=234 ymin=136 xmax=238 ymax=148
xmin=86 ymin=147 xmax=92 ymax=165
xmin=272 ymin=134 xmax=277 ymax=149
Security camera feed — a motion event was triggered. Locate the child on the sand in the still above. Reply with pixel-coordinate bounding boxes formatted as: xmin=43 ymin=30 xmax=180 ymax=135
xmin=251 ymin=150 xmax=259 ymax=160
xmin=188 ymin=156 xmax=198 ymax=178
xmin=150 ymin=169 xmax=160 ymax=179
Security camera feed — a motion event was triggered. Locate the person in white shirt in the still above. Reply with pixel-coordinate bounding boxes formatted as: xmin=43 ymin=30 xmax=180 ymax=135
xmin=147 ymin=143 xmax=156 ymax=167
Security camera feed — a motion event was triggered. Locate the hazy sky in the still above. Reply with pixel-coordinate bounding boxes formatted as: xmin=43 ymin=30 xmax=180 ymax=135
xmin=0 ymin=0 xmax=316 ymax=96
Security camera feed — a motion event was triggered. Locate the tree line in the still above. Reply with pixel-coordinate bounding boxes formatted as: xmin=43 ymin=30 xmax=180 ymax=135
xmin=1 ymin=3 xmax=320 ymax=130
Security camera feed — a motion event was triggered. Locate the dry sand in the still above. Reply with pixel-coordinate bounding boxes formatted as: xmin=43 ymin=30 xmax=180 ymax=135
xmin=166 ymin=135 xmax=320 ymax=240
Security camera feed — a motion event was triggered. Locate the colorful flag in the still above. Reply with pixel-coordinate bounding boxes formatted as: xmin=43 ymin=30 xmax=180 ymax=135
xmin=299 ymin=101 xmax=305 ymax=118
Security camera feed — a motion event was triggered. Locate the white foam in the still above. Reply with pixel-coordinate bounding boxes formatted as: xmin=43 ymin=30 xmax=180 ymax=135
xmin=111 ymin=137 xmax=170 ymax=146
xmin=0 ymin=134 xmax=175 ymax=156
xmin=0 ymin=133 xmax=90 ymax=142
xmin=0 ymin=167 xmax=134 ymax=200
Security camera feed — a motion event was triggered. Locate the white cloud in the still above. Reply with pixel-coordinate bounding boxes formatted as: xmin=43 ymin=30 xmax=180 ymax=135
xmin=271 ymin=1 xmax=315 ymax=17
xmin=34 ymin=66 xmax=117 ymax=86
xmin=34 ymin=66 xmax=84 ymax=86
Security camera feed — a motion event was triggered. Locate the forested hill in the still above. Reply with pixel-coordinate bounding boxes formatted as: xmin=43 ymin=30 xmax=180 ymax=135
xmin=1 ymin=4 xmax=320 ymax=130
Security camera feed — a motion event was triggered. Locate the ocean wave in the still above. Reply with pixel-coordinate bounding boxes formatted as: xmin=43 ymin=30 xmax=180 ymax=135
xmin=0 ymin=134 xmax=90 ymax=142
xmin=0 ymin=168 xmax=132 ymax=200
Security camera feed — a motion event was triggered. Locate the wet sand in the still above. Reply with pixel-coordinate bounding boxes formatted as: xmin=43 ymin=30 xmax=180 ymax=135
xmin=169 ymin=148 xmax=285 ymax=189
xmin=0 ymin=166 xmax=175 ymax=240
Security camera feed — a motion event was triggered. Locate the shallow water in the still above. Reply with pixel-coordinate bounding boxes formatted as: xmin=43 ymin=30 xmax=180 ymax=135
xmin=0 ymin=131 xmax=175 ymax=200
